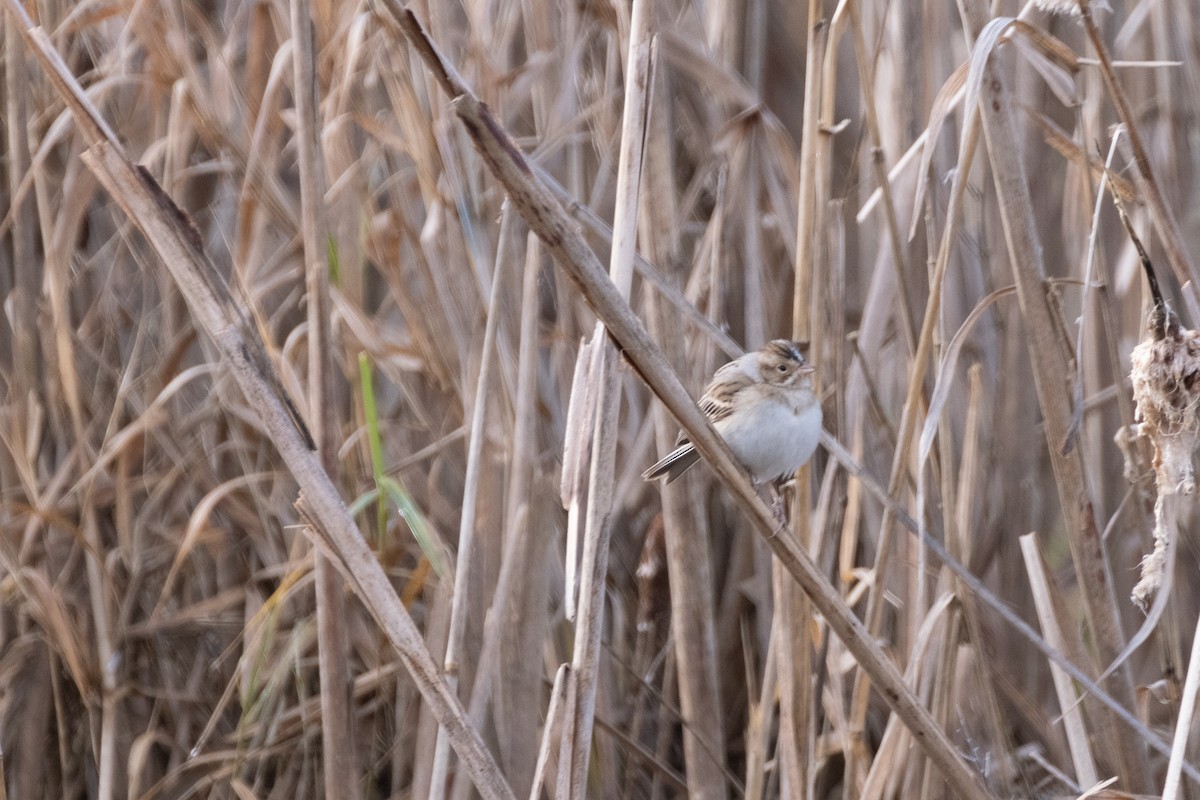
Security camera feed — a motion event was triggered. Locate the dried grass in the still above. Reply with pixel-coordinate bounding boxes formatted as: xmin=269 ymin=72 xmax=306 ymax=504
xmin=4 ymin=1 xmax=1200 ymax=798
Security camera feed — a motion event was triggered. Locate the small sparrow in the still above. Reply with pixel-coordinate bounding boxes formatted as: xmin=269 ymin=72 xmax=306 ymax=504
xmin=643 ymin=340 xmax=822 ymax=484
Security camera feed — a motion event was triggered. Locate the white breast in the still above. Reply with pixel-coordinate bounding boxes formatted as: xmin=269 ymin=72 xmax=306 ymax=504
xmin=714 ymin=394 xmax=822 ymax=482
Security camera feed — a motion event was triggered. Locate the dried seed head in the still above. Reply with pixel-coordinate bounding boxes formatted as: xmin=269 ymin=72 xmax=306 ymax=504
xmin=1131 ymin=496 xmax=1170 ymax=612
xmin=1130 ymin=324 xmax=1200 ymax=495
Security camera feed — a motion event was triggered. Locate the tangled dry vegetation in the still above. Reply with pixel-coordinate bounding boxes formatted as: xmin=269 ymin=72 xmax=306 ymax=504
xmin=5 ymin=0 xmax=1200 ymax=798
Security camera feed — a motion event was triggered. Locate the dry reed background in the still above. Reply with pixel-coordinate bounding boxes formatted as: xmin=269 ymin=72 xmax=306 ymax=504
xmin=3 ymin=0 xmax=1200 ymax=798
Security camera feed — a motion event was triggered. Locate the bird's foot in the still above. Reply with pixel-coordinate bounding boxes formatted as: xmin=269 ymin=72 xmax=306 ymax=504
xmin=757 ymin=483 xmax=788 ymax=535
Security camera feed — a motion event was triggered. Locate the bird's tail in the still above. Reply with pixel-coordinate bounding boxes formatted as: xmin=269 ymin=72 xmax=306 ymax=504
xmin=642 ymin=443 xmax=701 ymax=483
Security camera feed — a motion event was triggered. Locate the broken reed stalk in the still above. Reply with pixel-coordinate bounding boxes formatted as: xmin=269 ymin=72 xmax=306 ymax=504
xmin=0 ymin=5 xmax=517 ymax=798
xmin=1020 ymin=533 xmax=1100 ymax=789
xmin=974 ymin=34 xmax=1151 ymax=790
xmin=429 ymin=207 xmax=516 ymax=799
xmin=287 ymin=1 xmax=357 ymax=796
xmin=377 ymin=4 xmax=995 ymax=798
xmin=556 ymin=1 xmax=653 ymax=796
xmin=451 ymin=231 xmax=543 ymax=800
xmin=1164 ymin=605 xmax=1200 ymax=799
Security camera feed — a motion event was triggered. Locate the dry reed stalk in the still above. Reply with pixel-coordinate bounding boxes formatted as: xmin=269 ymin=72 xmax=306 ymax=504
xmin=974 ymin=25 xmax=1149 ymax=791
xmin=792 ymin=0 xmax=820 ymax=345
xmin=779 ymin=2 xmax=825 ymax=794
xmin=1163 ymin=604 xmax=1200 ymax=799
xmin=846 ymin=1 xmax=916 ymax=355
xmin=844 ymin=25 xmax=986 ymax=794
xmin=8 ymin=0 xmax=1200 ymax=796
xmin=555 ymin=0 xmax=652 ymax=793
xmin=379 ymin=5 xmax=996 ymax=798
xmin=1076 ymin=0 xmax=1199 ymax=295
xmin=743 ymin=614 xmax=777 ymax=800
xmin=428 ymin=206 xmax=516 ymax=799
xmin=3 ymin=9 xmax=36 ymax=394
xmin=559 ymin=336 xmax=598 ymax=623
xmin=1020 ymin=533 xmax=1100 ymax=790
xmin=287 ymin=2 xmax=356 ymax=797
xmin=451 ymin=231 xmax=544 ymax=799
xmin=2 ymin=5 xmax=515 ymax=798
xmin=528 ymin=663 xmax=568 ymax=800
xmin=641 ymin=39 xmax=728 ymax=797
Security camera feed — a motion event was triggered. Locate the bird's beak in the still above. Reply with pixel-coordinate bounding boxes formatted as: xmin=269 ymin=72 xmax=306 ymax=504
xmin=798 ymin=364 xmax=816 ymax=376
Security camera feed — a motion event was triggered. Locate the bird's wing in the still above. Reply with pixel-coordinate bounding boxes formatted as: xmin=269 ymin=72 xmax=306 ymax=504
xmin=697 ymin=365 xmax=755 ymax=425
xmin=666 ymin=361 xmax=755 ymax=448
xmin=647 ymin=357 xmax=756 ymax=482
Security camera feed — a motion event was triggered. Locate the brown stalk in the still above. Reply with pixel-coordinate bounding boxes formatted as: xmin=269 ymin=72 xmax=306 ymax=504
xmin=377 ymin=4 xmax=995 ymax=798
xmin=492 ymin=235 xmax=546 ymax=792
xmin=648 ymin=294 xmax=727 ymax=800
xmin=448 ymin=232 xmax=544 ymax=800
xmin=846 ymin=0 xmax=916 ymax=355
xmin=1020 ymin=533 xmax=1099 ymax=789
xmin=845 ymin=29 xmax=985 ymax=795
xmin=1078 ymin=0 xmax=1199 ymax=294
xmin=556 ymin=1 xmax=652 ymax=795
xmin=4 ymin=9 xmax=37 ymax=395
xmin=288 ymin=3 xmax=357 ymax=797
xmin=429 ymin=206 xmax=516 ymax=799
xmin=528 ymin=664 xmax=569 ymax=800
xmin=640 ymin=32 xmax=728 ymax=798
xmin=781 ymin=1 xmax=827 ymax=794
xmin=1 ymin=5 xmax=516 ymax=798
xmin=975 ymin=36 xmax=1150 ymax=791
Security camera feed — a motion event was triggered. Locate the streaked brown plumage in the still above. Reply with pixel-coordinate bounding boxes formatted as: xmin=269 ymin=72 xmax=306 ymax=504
xmin=643 ymin=340 xmax=821 ymax=483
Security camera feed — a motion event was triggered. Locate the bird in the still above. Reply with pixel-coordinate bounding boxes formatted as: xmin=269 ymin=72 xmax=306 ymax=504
xmin=643 ymin=339 xmax=822 ymax=484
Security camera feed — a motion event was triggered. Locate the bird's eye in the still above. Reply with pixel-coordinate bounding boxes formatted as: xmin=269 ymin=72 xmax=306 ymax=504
xmin=777 ymin=364 xmax=788 ymax=372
